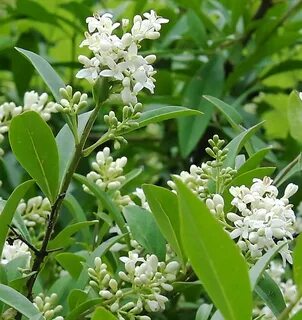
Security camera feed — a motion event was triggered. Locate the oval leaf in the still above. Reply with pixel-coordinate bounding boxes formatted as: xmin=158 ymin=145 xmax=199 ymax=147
xmin=0 ymin=284 xmax=43 ymax=319
xmin=92 ymin=306 xmax=117 ymax=320
xmin=123 ymin=205 xmax=166 ymax=260
xmin=15 ymin=47 xmax=65 ymax=102
xmin=9 ymin=111 xmax=59 ymax=203
xmin=143 ymin=184 xmax=185 ymax=264
xmin=175 ymin=179 xmax=252 ymax=320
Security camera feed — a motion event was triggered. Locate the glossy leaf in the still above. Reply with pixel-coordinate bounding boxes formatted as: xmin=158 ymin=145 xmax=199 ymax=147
xmin=178 ymin=55 xmax=224 ymax=157
xmin=15 ymin=47 xmax=65 ymax=102
xmin=196 ymin=304 xmax=213 ymax=320
xmin=175 ymin=179 xmax=252 ymax=320
xmin=223 ymin=122 xmax=264 ymax=168
xmin=290 ymin=310 xmax=302 ymax=320
xmin=294 ymin=233 xmax=302 ymax=294
xmin=68 ymin=289 xmax=88 ymax=310
xmin=65 ymin=298 xmax=103 ymax=320
xmin=9 ymin=111 xmax=59 ymax=203
xmin=0 ymin=284 xmax=43 ymax=319
xmin=123 ymin=205 xmax=166 ymax=260
xmin=255 ymin=272 xmax=286 ymax=317
xmin=143 ymin=184 xmax=185 ymax=264
xmin=92 ymin=306 xmax=117 ymax=320
xmin=55 ymin=253 xmax=85 ymax=279
xmin=203 ymin=95 xmax=242 ymax=129
xmin=0 ymin=180 xmax=34 ymax=257
xmin=249 ymin=242 xmax=288 ymax=290
xmin=236 ymin=147 xmax=272 ymax=176
xmin=288 ymin=90 xmax=302 ymax=143
xmin=48 ymin=221 xmax=98 ymax=250
xmin=274 ymin=154 xmax=302 ymax=187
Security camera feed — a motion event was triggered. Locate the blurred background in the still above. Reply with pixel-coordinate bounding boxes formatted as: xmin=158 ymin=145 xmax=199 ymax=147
xmin=1 ymin=0 xmax=302 ymax=200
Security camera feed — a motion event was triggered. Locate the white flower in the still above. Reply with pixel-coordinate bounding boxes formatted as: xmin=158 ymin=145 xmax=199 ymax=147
xmin=77 ymin=10 xmax=168 ymax=105
xmin=228 ymin=177 xmax=297 ymax=263
xmin=1 ymin=240 xmax=31 ymax=267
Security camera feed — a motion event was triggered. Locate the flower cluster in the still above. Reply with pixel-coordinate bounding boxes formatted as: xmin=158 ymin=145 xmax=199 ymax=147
xmin=33 ymin=293 xmax=64 ymax=320
xmin=0 ymin=91 xmax=57 ymax=155
xmin=76 ymin=11 xmax=168 ymax=105
xmin=88 ymin=251 xmax=179 ymax=320
xmin=84 ymin=147 xmax=132 ymax=207
xmin=254 ymin=261 xmax=302 ymax=318
xmin=227 ymin=177 xmax=297 ymax=264
xmin=1 ymin=239 xmax=31 ymax=267
xmin=168 ymin=135 xmax=236 ymax=198
xmin=55 ymin=85 xmax=88 ymax=114
xmin=17 ymin=196 xmax=51 ymax=240
xmin=104 ymin=102 xmax=142 ymax=149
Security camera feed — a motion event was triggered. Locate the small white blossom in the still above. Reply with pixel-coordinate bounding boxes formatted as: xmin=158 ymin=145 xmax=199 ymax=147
xmin=88 ymin=251 xmax=179 ymax=319
xmin=1 ymin=239 xmax=31 ymax=267
xmin=33 ymin=293 xmax=64 ymax=320
xmin=84 ymin=147 xmax=133 ymax=208
xmin=77 ymin=11 xmax=168 ymax=105
xmin=227 ymin=177 xmax=297 ymax=264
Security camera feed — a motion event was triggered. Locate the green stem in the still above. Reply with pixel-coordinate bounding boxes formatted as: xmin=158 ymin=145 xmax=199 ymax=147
xmin=82 ymin=131 xmax=111 ymax=157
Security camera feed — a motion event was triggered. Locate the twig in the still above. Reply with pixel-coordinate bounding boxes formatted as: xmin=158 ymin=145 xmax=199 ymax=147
xmin=7 ymin=225 xmax=40 ymax=256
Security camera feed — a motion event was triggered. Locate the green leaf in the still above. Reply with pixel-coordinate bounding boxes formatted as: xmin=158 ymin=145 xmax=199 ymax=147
xmin=203 ymin=95 xmax=242 ymax=129
xmin=56 ymin=111 xmax=92 ymax=185
xmin=175 ymin=179 xmax=252 ymax=320
xmin=290 ymin=310 xmax=302 ymax=320
xmin=73 ymin=174 xmax=128 ymax=236
xmin=68 ymin=289 xmax=88 ymax=310
xmin=0 ymin=180 xmax=34 ymax=257
xmin=15 ymin=47 xmax=65 ymax=102
xmin=143 ymin=184 xmax=185 ymax=264
xmin=294 ymin=233 xmax=302 ymax=294
xmin=9 ymin=111 xmax=59 ymax=203
xmin=88 ymin=234 xmax=126 ymax=266
xmin=13 ymin=210 xmax=31 ymax=243
xmin=249 ymin=242 xmax=288 ymax=290
xmin=274 ymin=154 xmax=302 ymax=187
xmin=236 ymin=147 xmax=272 ymax=176
xmin=138 ymin=106 xmax=201 ymax=128
xmin=48 ymin=221 xmax=98 ymax=250
xmin=196 ymin=304 xmax=213 ymax=320
xmin=178 ymin=55 xmax=225 ymax=157
xmin=92 ymin=307 xmax=117 ymax=320
xmin=65 ymin=298 xmax=103 ymax=320
xmin=0 ymin=284 xmax=43 ymax=319
xmin=288 ymin=90 xmax=302 ymax=143
xmin=223 ymin=122 xmax=264 ymax=168
xmin=255 ymin=272 xmax=286 ymax=317
xmin=12 ymin=32 xmax=38 ymax=98
xmin=120 ymin=167 xmax=143 ymax=189
xmin=55 ymin=253 xmax=85 ymax=279
xmin=123 ymin=205 xmax=166 ymax=261
xmin=187 ymin=9 xmax=207 ymax=48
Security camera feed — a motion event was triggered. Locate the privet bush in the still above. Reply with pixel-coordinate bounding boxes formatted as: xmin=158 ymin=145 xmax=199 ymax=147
xmin=1 ymin=6 xmax=302 ymax=320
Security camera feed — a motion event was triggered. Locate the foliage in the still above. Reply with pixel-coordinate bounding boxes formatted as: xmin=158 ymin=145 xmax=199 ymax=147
xmin=1 ymin=1 xmax=302 ymax=320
